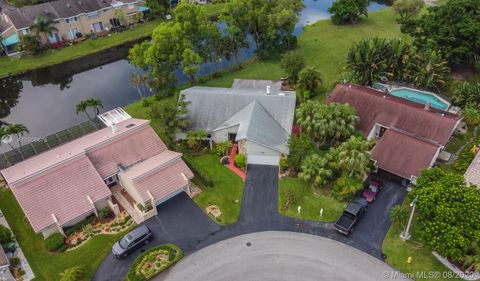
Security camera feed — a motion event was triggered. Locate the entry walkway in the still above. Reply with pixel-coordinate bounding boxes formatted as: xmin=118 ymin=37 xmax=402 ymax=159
xmin=227 ymin=144 xmax=246 ymax=180
xmin=111 ymin=185 xmax=143 ymax=224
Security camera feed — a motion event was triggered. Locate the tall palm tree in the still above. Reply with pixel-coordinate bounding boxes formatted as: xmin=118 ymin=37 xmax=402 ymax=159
xmin=30 ymin=16 xmax=58 ymax=46
xmin=337 ymin=136 xmax=371 ymax=177
xmin=75 ymin=98 xmax=103 ymax=127
xmin=129 ymin=73 xmax=150 ymax=100
xmin=59 ymin=266 xmax=84 ymax=281
xmin=410 ymin=50 xmax=449 ymax=90
xmin=346 ymin=37 xmax=390 ymax=85
xmin=0 ymin=124 xmax=29 ymax=160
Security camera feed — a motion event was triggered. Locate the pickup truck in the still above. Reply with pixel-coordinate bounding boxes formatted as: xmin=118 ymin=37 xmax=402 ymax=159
xmin=334 ymin=197 xmax=368 ymax=235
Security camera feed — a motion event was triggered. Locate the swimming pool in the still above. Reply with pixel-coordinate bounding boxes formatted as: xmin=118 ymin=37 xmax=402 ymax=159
xmin=389 ymin=88 xmax=450 ymax=111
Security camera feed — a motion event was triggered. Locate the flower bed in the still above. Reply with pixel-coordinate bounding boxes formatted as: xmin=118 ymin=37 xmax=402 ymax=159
xmin=127 ymin=244 xmax=183 ymax=281
xmin=66 ymin=211 xmax=134 ymax=250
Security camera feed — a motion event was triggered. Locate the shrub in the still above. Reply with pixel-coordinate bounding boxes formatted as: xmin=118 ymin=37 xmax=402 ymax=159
xmin=127 ymin=244 xmax=183 ymax=281
xmin=44 ymin=233 xmax=66 ymax=252
xmin=279 ymin=157 xmax=288 ymax=172
xmin=59 ymin=266 xmax=84 ymax=281
xmin=16 ymin=35 xmax=41 ymax=55
xmin=234 ymin=154 xmax=246 ymax=169
xmin=453 ymin=145 xmax=477 ymax=173
xmin=182 ymin=154 xmax=213 ymax=187
xmin=332 ymin=175 xmax=363 ymax=202
xmin=0 ymin=225 xmax=13 ymax=244
xmin=98 ymin=207 xmax=112 ymax=219
xmin=328 ymin=0 xmax=369 ymax=25
xmin=9 ymin=256 xmax=20 ymax=267
xmin=64 ymin=214 xmax=96 ymax=236
xmin=280 ymin=51 xmax=305 ymax=83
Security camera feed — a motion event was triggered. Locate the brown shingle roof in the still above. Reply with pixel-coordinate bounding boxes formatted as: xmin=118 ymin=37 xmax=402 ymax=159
xmin=327 ymin=84 xmax=461 ymax=146
xmin=371 ymin=129 xmax=440 ymax=179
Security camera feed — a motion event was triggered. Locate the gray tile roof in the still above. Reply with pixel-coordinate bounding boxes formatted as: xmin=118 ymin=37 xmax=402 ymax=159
xmin=231 ymin=78 xmax=283 ymax=92
xmin=180 ymin=82 xmax=296 ymax=154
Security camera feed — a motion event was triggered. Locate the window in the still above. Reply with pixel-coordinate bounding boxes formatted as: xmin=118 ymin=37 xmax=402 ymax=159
xmin=66 ymin=16 xmax=78 ymax=23
xmin=48 ymin=32 xmax=61 ymax=43
xmin=109 ymin=18 xmax=121 ymax=28
xmin=92 ymin=22 xmax=104 ymax=33
xmin=68 ymin=27 xmax=80 ymax=40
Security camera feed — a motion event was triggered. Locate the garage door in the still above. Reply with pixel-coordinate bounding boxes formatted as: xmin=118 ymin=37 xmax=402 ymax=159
xmin=247 ymin=154 xmax=279 ymax=166
xmin=155 ymin=188 xmax=185 ymax=206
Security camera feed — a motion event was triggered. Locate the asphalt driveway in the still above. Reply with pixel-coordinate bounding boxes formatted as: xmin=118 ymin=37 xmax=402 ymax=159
xmin=93 ymin=193 xmax=220 ymax=281
xmin=94 ymin=165 xmax=407 ymax=280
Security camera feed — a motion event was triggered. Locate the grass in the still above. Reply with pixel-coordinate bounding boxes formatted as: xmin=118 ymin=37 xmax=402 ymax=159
xmin=0 ymin=188 xmax=130 ymax=281
xmin=0 ymin=3 xmax=225 ymax=78
xmin=278 ymin=177 xmax=345 ymax=222
xmin=201 ymin=8 xmax=402 ymax=91
xmin=125 ymin=98 xmax=244 ymax=225
xmin=383 ymin=218 xmax=454 ymax=280
xmin=191 ymin=154 xmax=244 ymax=225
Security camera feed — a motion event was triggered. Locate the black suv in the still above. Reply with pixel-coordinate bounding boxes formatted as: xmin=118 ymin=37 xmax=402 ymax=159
xmin=112 ymin=225 xmax=153 ymax=258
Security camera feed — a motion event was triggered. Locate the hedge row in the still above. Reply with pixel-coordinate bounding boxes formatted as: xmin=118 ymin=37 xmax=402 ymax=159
xmin=182 ymin=154 xmax=214 ymax=187
xmin=126 ymin=244 xmax=183 ymax=281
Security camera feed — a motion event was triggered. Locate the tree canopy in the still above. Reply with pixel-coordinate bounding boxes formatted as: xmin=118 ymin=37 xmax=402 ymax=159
xmin=412 ymin=168 xmax=480 ymax=263
xmin=296 ymin=101 xmax=358 ymax=145
xmin=222 ymin=0 xmax=303 ymax=57
xmin=328 ymin=0 xmax=369 ymax=25
xmin=401 ymin=0 xmax=480 ymax=66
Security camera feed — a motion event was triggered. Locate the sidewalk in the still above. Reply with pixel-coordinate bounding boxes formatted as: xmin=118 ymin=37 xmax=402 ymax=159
xmin=0 ymin=210 xmax=35 ymax=281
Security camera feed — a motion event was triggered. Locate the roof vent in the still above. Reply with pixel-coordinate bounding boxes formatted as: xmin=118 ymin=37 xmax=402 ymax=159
xmin=383 ymin=95 xmax=386 ymax=99
xmin=66 ymin=3 xmax=71 ymax=7
xmin=111 ymin=123 xmax=118 ymax=134
xmin=126 ymin=123 xmax=136 ymax=128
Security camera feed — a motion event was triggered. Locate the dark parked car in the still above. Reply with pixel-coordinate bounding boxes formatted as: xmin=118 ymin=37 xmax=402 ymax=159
xmin=362 ymin=178 xmax=384 ymax=203
xmin=112 ymin=225 xmax=153 ymax=258
xmin=334 ymin=197 xmax=368 ymax=235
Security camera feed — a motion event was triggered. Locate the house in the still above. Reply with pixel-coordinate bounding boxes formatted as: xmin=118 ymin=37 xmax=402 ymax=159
xmin=1 ymin=109 xmax=193 ymax=238
xmin=327 ymin=84 xmax=462 ymax=184
xmin=464 ymin=150 xmax=480 ymax=188
xmin=179 ymin=79 xmax=296 ymax=166
xmin=0 ymin=0 xmax=148 ymax=55
xmin=0 ymin=246 xmax=14 ymax=281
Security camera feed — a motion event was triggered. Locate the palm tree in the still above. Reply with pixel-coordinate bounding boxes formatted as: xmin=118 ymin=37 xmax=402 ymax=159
xmin=410 ymin=49 xmax=449 ymax=90
xmin=75 ymin=98 xmax=103 ymax=127
xmin=129 ymin=73 xmax=150 ymax=100
xmin=300 ymin=154 xmax=333 ymax=188
xmin=59 ymin=266 xmax=84 ymax=281
xmin=461 ymin=242 xmax=480 ymax=273
xmin=389 ymin=205 xmax=409 ymax=229
xmin=346 ymin=37 xmax=390 ymax=86
xmin=0 ymin=124 xmax=29 ymax=160
xmin=336 ymin=136 xmax=371 ymax=177
xmin=30 ymin=16 xmax=58 ymax=46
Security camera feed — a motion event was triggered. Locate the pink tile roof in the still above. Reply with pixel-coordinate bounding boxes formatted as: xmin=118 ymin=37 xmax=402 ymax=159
xmin=87 ymin=126 xmax=167 ymax=178
xmin=132 ymin=159 xmax=193 ymax=202
xmin=371 ymin=129 xmax=440 ymax=179
xmin=1 ymin=118 xmax=152 ymax=185
xmin=11 ymin=157 xmax=111 ymax=232
xmin=120 ymin=150 xmax=182 ymax=181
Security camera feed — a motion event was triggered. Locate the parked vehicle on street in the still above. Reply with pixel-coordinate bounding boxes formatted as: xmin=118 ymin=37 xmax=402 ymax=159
xmin=112 ymin=225 xmax=153 ymax=259
xmin=334 ymin=197 xmax=368 ymax=235
xmin=362 ymin=178 xmax=384 ymax=203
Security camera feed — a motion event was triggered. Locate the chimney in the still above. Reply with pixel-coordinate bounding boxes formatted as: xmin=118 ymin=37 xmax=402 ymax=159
xmin=424 ymin=102 xmax=431 ymax=111
xmin=266 ymin=85 xmax=271 ymax=95
xmin=111 ymin=123 xmax=118 ymax=134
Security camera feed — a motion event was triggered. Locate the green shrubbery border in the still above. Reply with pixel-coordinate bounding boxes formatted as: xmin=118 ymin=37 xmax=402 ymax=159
xmin=126 ymin=244 xmax=183 ymax=281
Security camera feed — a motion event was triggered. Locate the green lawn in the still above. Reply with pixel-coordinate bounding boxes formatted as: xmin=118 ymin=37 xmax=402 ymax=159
xmin=278 ymin=177 xmax=345 ymax=222
xmin=191 ymin=154 xmax=244 ymax=225
xmin=201 ymin=8 xmax=401 ymax=91
xmin=0 ymin=3 xmax=225 ymax=78
xmin=0 ymin=188 xmax=130 ymax=281
xmin=383 ymin=220 xmax=454 ymax=281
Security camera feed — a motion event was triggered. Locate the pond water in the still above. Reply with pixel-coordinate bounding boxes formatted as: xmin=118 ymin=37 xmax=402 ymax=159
xmin=0 ymin=0 xmax=387 ymax=152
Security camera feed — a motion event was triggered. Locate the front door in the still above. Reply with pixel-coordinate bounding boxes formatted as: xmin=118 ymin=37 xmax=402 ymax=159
xmin=228 ymin=133 xmax=237 ymax=144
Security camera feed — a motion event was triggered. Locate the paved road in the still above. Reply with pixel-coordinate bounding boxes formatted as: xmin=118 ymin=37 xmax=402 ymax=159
xmin=157 ymin=231 xmax=408 ymax=281
xmin=93 ymin=164 xmax=407 ymax=280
